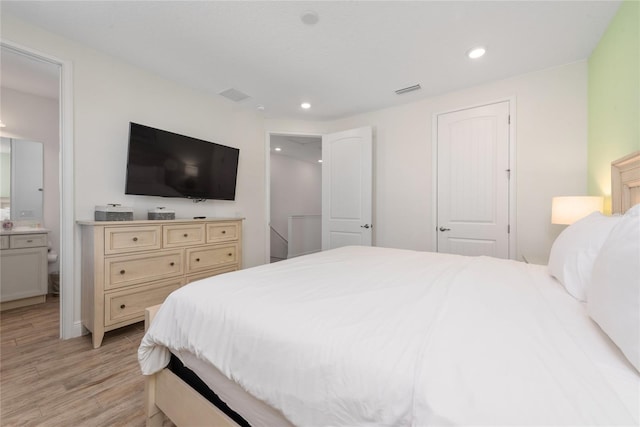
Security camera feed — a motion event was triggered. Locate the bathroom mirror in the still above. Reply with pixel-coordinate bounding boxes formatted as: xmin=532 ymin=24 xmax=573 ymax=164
xmin=0 ymin=137 xmax=44 ymax=222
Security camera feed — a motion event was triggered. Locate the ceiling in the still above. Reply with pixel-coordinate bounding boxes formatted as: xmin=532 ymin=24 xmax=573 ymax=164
xmin=271 ymin=134 xmax=322 ymax=164
xmin=1 ymin=1 xmax=620 ymax=121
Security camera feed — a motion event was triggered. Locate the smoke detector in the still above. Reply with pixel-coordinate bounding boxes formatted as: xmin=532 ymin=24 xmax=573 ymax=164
xmin=301 ymin=11 xmax=319 ymax=25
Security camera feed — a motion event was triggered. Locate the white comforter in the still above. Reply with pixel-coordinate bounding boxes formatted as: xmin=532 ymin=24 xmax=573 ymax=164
xmin=139 ymin=246 xmax=639 ymax=426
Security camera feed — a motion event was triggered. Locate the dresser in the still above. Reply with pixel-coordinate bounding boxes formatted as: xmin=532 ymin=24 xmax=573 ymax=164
xmin=0 ymin=229 xmax=49 ymax=311
xmin=79 ymin=218 xmax=243 ymax=348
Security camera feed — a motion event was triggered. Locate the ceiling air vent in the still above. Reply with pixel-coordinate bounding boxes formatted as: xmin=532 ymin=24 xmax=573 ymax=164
xmin=219 ymin=88 xmax=250 ymax=102
xmin=395 ymin=84 xmax=421 ymax=95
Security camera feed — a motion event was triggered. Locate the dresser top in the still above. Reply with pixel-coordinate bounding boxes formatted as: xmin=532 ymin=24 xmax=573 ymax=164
xmin=1 ymin=227 xmax=50 ymax=236
xmin=77 ymin=217 xmax=244 ymax=226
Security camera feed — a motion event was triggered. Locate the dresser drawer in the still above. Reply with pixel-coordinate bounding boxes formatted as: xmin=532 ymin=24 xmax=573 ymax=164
xmin=105 ymin=250 xmax=183 ymax=290
xmin=104 ymin=226 xmax=162 ymax=255
xmin=206 ymin=222 xmax=239 ymax=243
xmin=187 ymin=243 xmax=238 ymax=273
xmin=186 ymin=265 xmax=237 ymax=284
xmin=163 ymin=224 xmax=205 ymax=248
xmin=80 ymin=219 xmax=242 ymax=348
xmin=10 ymin=233 xmax=47 ymax=249
xmin=104 ymin=278 xmax=183 ymax=326
xmin=0 ymin=235 xmax=9 ymax=250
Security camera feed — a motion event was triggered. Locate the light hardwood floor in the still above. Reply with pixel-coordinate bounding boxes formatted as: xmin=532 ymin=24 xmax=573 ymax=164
xmin=0 ymin=296 xmax=170 ymax=426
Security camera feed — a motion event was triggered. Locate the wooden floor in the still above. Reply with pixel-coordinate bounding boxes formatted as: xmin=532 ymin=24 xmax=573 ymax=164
xmin=0 ymin=296 xmax=170 ymax=426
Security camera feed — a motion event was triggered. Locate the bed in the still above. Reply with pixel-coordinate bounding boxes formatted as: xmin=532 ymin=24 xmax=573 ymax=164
xmin=139 ymin=152 xmax=640 ymax=427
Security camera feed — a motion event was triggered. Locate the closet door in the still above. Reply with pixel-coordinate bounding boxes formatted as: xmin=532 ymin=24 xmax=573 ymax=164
xmin=436 ymin=102 xmax=511 ymax=258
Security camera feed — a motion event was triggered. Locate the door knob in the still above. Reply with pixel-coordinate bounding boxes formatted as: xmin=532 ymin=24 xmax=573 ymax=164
xmin=439 ymin=226 xmax=451 ymax=232
xmin=360 ymin=224 xmax=371 ymax=229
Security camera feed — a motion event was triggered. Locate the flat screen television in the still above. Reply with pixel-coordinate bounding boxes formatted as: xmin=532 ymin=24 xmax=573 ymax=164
xmin=125 ymin=123 xmax=239 ymax=201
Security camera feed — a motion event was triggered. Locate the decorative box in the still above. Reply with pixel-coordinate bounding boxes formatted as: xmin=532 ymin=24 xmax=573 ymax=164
xmin=148 ymin=207 xmax=175 ymax=220
xmin=94 ymin=204 xmax=134 ymax=221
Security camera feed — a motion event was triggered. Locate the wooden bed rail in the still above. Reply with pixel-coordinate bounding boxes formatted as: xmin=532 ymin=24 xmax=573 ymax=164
xmin=143 ymin=304 xmax=240 ymax=427
xmin=144 ymin=305 xmax=164 ymax=426
xmin=145 ymin=304 xmax=162 ymax=332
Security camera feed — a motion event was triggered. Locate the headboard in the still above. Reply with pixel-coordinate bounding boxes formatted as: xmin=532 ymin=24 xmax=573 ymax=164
xmin=611 ymin=151 xmax=640 ymax=214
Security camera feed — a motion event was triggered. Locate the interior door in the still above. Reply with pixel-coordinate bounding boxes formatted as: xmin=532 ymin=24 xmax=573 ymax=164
xmin=437 ymin=101 xmax=511 ymax=258
xmin=322 ymin=127 xmax=373 ymax=250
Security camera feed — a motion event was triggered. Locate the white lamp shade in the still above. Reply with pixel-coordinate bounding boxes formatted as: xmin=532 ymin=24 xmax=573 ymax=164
xmin=551 ymin=196 xmax=604 ymax=225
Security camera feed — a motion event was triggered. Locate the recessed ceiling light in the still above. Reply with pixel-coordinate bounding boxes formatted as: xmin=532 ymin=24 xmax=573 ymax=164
xmin=301 ymin=102 xmax=311 ymax=109
xmin=257 ymin=105 xmax=265 ymax=111
xmin=275 ymin=147 xmax=282 ymax=152
xmin=467 ymin=47 xmax=486 ymax=59
xmin=318 ymin=159 xmax=323 ymax=163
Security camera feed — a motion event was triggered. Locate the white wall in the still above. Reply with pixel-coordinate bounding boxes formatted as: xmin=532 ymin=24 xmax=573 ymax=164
xmin=0 ymin=87 xmax=60 ymax=272
xmin=266 ymin=61 xmax=588 ymax=264
xmin=2 ymin=15 xmax=266 ymax=336
xmin=270 ymin=153 xmax=322 ymax=241
xmin=2 ymin=13 xmax=588 ymax=339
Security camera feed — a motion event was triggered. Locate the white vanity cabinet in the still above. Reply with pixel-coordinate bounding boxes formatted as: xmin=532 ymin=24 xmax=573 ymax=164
xmin=0 ymin=230 xmax=49 ymax=311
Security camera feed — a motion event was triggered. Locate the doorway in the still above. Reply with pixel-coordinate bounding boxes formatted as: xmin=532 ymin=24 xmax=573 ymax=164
xmin=266 ymin=127 xmax=374 ymax=263
xmin=268 ymin=133 xmax=322 ymax=263
xmin=434 ymin=100 xmax=516 ymax=259
xmin=1 ymin=42 xmax=75 ymax=339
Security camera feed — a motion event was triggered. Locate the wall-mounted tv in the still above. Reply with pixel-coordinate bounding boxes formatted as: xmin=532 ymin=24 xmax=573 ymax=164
xmin=125 ymin=122 xmax=239 ymax=200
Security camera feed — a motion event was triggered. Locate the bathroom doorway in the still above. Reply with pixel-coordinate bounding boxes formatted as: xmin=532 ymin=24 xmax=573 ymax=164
xmin=0 ymin=43 xmax=72 ymax=337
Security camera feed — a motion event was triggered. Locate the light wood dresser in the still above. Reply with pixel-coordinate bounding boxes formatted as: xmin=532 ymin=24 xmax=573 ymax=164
xmin=0 ymin=229 xmax=49 ymax=311
xmin=78 ymin=218 xmax=243 ymax=348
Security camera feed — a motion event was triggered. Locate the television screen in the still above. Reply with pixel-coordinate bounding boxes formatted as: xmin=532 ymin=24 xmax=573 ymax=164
xmin=125 ymin=123 xmax=239 ymax=200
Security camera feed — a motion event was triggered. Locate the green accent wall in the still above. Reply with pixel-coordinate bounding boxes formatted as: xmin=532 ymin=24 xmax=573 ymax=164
xmin=588 ymin=0 xmax=640 ymax=212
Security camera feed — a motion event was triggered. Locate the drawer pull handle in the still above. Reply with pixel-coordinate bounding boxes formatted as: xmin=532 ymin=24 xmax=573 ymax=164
xmin=170 ymin=262 xmax=175 ymax=266
xmin=120 ymin=270 xmax=126 ymax=275
xmin=132 ymin=237 xmax=138 ymax=242
xmin=183 ymin=233 xmax=188 ymax=237
xmin=228 ymin=253 xmax=233 ymax=257
xmin=221 ymin=230 xmax=226 ymax=234
xmin=120 ymin=304 xmax=126 ymax=309
xmin=27 ymin=240 xmax=33 ymax=243
xmin=196 ymin=258 xmax=200 ymax=262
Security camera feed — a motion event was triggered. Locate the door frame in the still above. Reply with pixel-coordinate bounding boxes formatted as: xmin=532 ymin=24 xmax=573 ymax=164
xmin=264 ymin=130 xmax=324 ymax=265
xmin=1 ymin=40 xmax=76 ymax=338
xmin=431 ymin=97 xmax=517 ymax=259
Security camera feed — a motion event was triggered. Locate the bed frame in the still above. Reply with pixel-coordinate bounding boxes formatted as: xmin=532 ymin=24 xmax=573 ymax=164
xmin=144 ymin=151 xmax=640 ymax=427
xmin=611 ymin=151 xmax=640 ymax=214
xmin=144 ymin=305 xmax=240 ymax=427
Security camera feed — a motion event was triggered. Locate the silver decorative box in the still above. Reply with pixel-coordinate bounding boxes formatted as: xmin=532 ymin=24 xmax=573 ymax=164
xmin=148 ymin=207 xmax=175 ymax=220
xmin=95 ymin=204 xmax=133 ymax=221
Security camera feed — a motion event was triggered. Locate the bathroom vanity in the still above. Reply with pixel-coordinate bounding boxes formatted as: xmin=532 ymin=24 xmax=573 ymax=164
xmin=0 ymin=228 xmax=49 ymax=311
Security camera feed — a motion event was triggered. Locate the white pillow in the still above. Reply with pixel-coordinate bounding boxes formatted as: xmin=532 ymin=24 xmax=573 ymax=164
xmin=587 ymin=204 xmax=640 ymax=372
xmin=548 ymin=211 xmax=621 ymax=301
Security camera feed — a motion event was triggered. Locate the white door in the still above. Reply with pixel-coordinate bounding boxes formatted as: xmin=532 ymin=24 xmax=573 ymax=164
xmin=322 ymin=127 xmax=373 ymax=250
xmin=437 ymin=101 xmax=511 ymax=258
